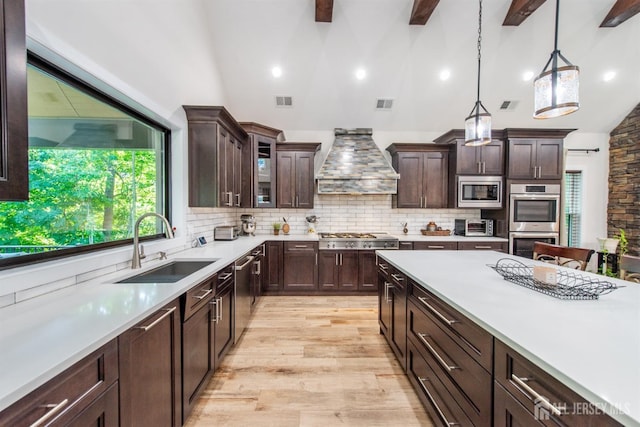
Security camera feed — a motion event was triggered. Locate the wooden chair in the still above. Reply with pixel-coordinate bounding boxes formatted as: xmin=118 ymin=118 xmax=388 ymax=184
xmin=532 ymin=242 xmax=595 ymax=271
xmin=620 ymin=254 xmax=640 ymax=283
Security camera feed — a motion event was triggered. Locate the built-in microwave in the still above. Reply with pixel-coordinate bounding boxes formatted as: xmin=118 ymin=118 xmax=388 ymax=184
xmin=457 ymin=176 xmax=503 ymax=209
xmin=454 ymin=219 xmax=494 ymax=236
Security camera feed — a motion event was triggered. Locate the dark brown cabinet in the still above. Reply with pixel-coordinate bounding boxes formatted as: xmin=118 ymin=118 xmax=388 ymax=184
xmin=358 ymin=250 xmax=377 ymax=291
xmin=276 ymin=143 xmax=320 ymax=208
xmin=213 ymin=264 xmax=235 ymax=368
xmin=250 ymin=243 xmax=265 ymax=310
xmin=435 ymin=130 xmax=504 ymax=176
xmin=0 ymin=0 xmax=28 ymax=201
xmin=458 ymin=241 xmax=507 ymax=252
xmin=504 ymin=129 xmax=574 ymax=180
xmin=413 ymin=241 xmax=458 ymax=250
xmin=181 ymin=277 xmax=215 ymax=421
xmin=119 ymin=298 xmax=181 ymax=427
xmin=183 ymin=106 xmax=247 ymax=207
xmin=0 ymin=340 xmax=119 ymax=427
xmin=240 ymin=122 xmax=282 ymax=208
xmin=378 ymin=259 xmax=407 ymax=370
xmin=264 ymin=241 xmax=283 ymax=292
xmin=387 ymin=144 xmax=449 ymax=209
xmin=318 ymin=250 xmax=359 ymax=291
xmin=283 ymin=241 xmax=318 ymax=291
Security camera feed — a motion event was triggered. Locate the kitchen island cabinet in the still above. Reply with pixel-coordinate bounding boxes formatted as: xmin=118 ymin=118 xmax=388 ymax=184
xmin=276 ymin=143 xmax=320 ymax=208
xmin=376 ymin=250 xmax=637 ymax=427
xmin=377 ymin=258 xmax=407 ymax=370
xmin=118 ymin=298 xmax=181 ymax=427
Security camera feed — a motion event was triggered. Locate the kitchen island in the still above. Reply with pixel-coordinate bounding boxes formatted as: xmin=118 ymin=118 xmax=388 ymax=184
xmin=376 ymin=249 xmax=640 ymax=426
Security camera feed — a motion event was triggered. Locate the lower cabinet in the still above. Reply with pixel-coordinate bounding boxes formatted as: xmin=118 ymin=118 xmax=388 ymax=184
xmin=119 ymin=298 xmax=182 ymax=427
xmin=264 ymin=241 xmax=283 ymax=292
xmin=413 ymin=241 xmax=458 ymax=250
xmin=283 ymin=241 xmax=318 ymax=291
xmin=458 ymin=241 xmax=507 ymax=252
xmin=358 ymin=250 xmax=377 ymax=291
xmin=377 ymin=259 xmax=407 ymax=370
xmin=318 ymin=250 xmax=358 ymax=291
xmin=0 ymin=340 xmax=119 ymax=427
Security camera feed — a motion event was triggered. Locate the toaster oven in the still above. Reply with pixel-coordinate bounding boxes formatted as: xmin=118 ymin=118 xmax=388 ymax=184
xmin=454 ymin=219 xmax=494 ymax=237
xmin=214 ymin=226 xmax=239 ymax=241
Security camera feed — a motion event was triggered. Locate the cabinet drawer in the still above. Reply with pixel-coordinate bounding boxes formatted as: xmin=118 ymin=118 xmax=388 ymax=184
xmin=284 ymin=241 xmax=317 ymax=252
xmin=408 ymin=300 xmax=491 ymax=426
xmin=217 ymin=263 xmax=235 ymax=289
xmin=410 ymin=283 xmax=493 ymax=372
xmin=377 ymin=256 xmax=391 ymax=278
xmin=495 ymin=340 xmax=622 ymax=427
xmin=0 ymin=339 xmax=118 ymax=427
xmin=494 ymin=381 xmax=546 ymax=427
xmin=458 ymin=241 xmax=507 ymax=252
xmin=407 ymin=337 xmax=474 ymax=427
xmin=389 ymin=266 xmax=406 ymax=290
xmin=399 ymin=241 xmax=414 ymax=250
xmin=413 ymin=241 xmax=458 ymax=250
xmin=183 ymin=276 xmax=215 ymax=320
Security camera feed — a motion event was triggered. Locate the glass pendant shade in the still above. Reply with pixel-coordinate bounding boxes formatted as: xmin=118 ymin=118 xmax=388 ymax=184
xmin=465 ymin=105 xmax=492 ymax=146
xmin=533 ymin=65 xmax=579 ymax=119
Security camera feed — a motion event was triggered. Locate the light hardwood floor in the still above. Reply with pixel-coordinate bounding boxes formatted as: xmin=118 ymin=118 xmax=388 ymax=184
xmin=184 ymin=296 xmax=434 ymax=427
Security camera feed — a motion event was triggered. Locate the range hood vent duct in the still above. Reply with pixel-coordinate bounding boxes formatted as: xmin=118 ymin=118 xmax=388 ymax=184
xmin=316 ymin=128 xmax=399 ymax=195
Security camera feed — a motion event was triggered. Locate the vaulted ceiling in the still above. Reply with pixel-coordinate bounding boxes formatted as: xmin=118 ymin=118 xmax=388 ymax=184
xmin=202 ymin=0 xmax=640 ymax=134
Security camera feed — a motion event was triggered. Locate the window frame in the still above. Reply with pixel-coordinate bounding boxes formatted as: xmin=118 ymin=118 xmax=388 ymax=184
xmin=0 ymin=53 xmax=172 ymax=270
xmin=564 ymin=170 xmax=582 ymax=248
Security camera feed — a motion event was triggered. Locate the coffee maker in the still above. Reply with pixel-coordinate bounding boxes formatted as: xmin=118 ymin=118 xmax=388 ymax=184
xmin=240 ymin=214 xmax=256 ymax=236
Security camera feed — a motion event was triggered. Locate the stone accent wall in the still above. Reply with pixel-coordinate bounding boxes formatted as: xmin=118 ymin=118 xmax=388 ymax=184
xmin=608 ymin=103 xmax=640 ymax=256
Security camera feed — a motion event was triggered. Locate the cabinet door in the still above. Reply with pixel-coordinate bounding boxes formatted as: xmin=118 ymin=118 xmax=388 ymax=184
xmin=339 ymin=250 xmax=359 ymax=290
xmin=212 ymin=282 xmax=234 ymax=368
xmin=276 ymin=151 xmax=295 ymax=208
xmin=423 ymin=151 xmax=448 ymax=208
xmin=378 ymin=272 xmax=392 ymax=337
xmin=182 ymin=302 xmax=213 ymax=420
xmin=358 ymin=250 xmax=377 ymax=291
xmin=283 ymin=242 xmax=318 ymax=290
xmin=217 ymin=126 xmax=232 ymax=206
xmin=507 ymin=139 xmax=536 ymax=179
xmin=233 ymin=138 xmax=243 ymax=206
xmin=479 ymin=140 xmax=504 ymax=175
xmin=395 ymin=152 xmax=424 ymax=208
xmin=0 ymin=0 xmax=28 ymax=201
xmin=66 ymin=382 xmax=119 ymax=427
xmin=188 ymin=121 xmax=218 ymax=207
xmin=264 ymin=241 xmax=283 ymax=291
xmin=390 ymin=281 xmax=407 ymax=369
xmin=318 ymin=251 xmax=339 ymax=290
xmin=119 ymin=299 xmax=181 ymax=427
xmin=413 ymin=241 xmax=458 ymax=250
xmin=458 ymin=241 xmax=507 ymax=252
xmin=455 ymin=141 xmax=481 ymax=175
xmin=255 ymin=136 xmax=277 ymax=208
xmin=536 ymin=139 xmax=563 ymax=179
xmin=494 ymin=382 xmax=545 ymax=427
xmin=295 ymin=152 xmax=315 ymax=208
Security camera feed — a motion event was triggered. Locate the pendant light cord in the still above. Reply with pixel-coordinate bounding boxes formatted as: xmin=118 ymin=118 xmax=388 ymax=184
xmin=476 ymin=0 xmax=483 ymax=104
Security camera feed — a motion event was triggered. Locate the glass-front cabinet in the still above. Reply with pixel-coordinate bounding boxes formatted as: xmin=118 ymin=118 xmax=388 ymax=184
xmin=240 ymin=122 xmax=282 ymax=208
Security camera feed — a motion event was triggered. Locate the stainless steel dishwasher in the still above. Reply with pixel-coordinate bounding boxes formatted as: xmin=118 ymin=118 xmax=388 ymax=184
xmin=234 ymin=253 xmax=254 ymax=343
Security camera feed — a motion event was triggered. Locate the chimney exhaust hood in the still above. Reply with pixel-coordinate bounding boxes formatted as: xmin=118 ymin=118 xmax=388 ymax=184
xmin=316 ymin=128 xmax=399 ymax=195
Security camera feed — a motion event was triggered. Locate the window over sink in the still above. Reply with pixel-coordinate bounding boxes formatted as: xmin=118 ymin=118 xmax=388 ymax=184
xmin=0 ymin=54 xmax=171 ymax=269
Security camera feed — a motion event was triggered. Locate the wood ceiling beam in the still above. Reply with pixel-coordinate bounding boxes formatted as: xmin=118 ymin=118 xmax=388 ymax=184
xmin=502 ymin=0 xmax=547 ymax=26
xmin=600 ymin=0 xmax=640 ymax=27
xmin=315 ymin=0 xmax=333 ymax=23
xmin=409 ymin=0 xmax=440 ymax=25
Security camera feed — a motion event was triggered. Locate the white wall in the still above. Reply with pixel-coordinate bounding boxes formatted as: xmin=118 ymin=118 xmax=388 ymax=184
xmin=563 ymin=132 xmax=610 ymax=254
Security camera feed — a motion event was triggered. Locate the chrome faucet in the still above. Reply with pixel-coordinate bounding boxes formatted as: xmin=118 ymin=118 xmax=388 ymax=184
xmin=132 ymin=212 xmax=174 ymax=269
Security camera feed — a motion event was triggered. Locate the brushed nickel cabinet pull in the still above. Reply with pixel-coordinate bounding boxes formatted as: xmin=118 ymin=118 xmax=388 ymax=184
xmin=418 ymin=333 xmax=459 ymax=372
xmin=210 ymin=299 xmax=218 ymax=323
xmin=253 ymin=260 xmax=261 ymax=275
xmin=474 ymin=245 xmax=493 ymax=249
xmin=428 ymin=245 xmax=445 ymax=249
xmin=192 ymin=289 xmax=213 ymax=300
xmin=235 ymin=255 xmax=255 ymax=270
xmin=30 ymin=398 xmax=69 ymax=427
xmin=219 ymin=272 xmax=233 ymax=281
xmin=511 ymin=374 xmax=563 ymax=416
xmin=135 ymin=307 xmax=176 ymax=332
xmin=385 ymin=282 xmax=393 ymax=303
xmin=235 ymin=193 xmax=241 ymax=206
xmin=217 ymin=297 xmax=222 ymax=321
xmin=391 ymin=273 xmax=404 ymax=282
xmin=417 ymin=297 xmax=458 ymax=325
xmin=417 ymin=377 xmax=459 ymax=426
xmin=379 ymin=263 xmax=388 ymax=270
xmin=294 ymin=245 xmax=308 ymax=248
xmin=335 ymin=254 xmax=339 ymax=266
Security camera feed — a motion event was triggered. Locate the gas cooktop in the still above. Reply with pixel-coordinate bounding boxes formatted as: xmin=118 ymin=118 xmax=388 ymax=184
xmin=318 ymin=232 xmax=399 ymax=250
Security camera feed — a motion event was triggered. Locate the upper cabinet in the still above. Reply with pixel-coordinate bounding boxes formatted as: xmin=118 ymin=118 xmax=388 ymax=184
xmin=239 ymin=122 xmax=283 ymax=208
xmin=276 ymin=143 xmax=320 ymax=208
xmin=386 ymin=144 xmax=449 ymax=209
xmin=505 ymin=129 xmax=574 ymax=180
xmin=183 ymin=106 xmax=247 ymax=207
xmin=435 ymin=130 xmax=505 ymax=176
xmin=0 ymin=0 xmax=28 ymax=201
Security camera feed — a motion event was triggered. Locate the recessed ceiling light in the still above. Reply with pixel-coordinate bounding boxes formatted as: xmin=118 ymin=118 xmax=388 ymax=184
xmin=439 ymin=69 xmax=451 ymax=81
xmin=522 ymin=71 xmax=535 ymax=82
xmin=603 ymin=71 xmax=616 ymax=82
xmin=355 ymin=68 xmax=367 ymax=80
xmin=271 ymin=66 xmax=283 ymax=78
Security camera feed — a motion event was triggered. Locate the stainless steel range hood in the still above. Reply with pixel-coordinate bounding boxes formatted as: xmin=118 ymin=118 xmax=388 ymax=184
xmin=316 ymin=128 xmax=399 ymax=194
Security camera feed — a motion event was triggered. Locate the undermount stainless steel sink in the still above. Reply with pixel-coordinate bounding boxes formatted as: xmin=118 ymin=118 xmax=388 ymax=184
xmin=116 ymin=260 xmax=218 ymax=283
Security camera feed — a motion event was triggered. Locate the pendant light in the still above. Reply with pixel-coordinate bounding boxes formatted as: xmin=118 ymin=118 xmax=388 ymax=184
xmin=533 ymin=0 xmax=579 ymax=119
xmin=464 ymin=0 xmax=491 ymax=146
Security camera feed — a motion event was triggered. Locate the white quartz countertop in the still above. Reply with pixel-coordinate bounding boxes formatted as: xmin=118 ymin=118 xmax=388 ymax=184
xmin=0 ymin=235 xmax=277 ymax=411
xmin=376 ymin=250 xmax=640 ymax=426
